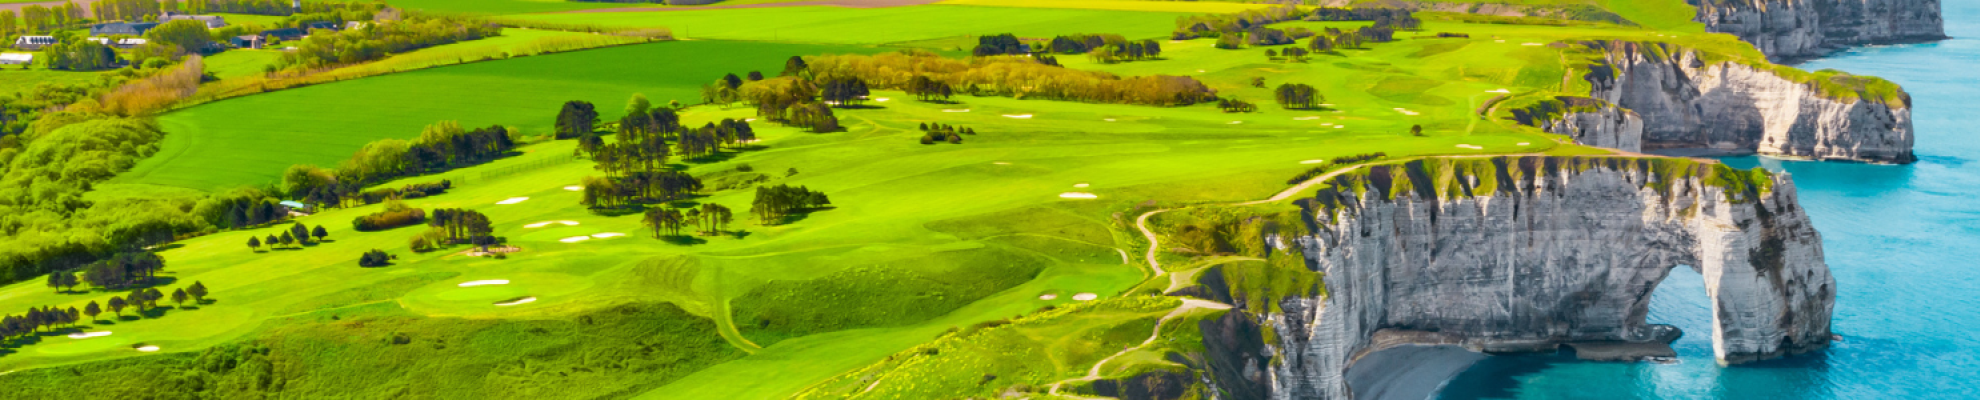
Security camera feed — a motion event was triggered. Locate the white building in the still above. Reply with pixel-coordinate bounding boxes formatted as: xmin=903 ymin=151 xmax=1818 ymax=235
xmin=0 ymin=53 xmax=34 ymax=65
xmin=12 ymin=36 xmax=56 ymax=51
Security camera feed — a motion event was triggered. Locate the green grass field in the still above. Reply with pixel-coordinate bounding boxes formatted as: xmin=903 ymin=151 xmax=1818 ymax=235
xmin=119 ymin=40 xmax=891 ymax=192
xmin=0 ymin=0 xmax=1796 ymax=398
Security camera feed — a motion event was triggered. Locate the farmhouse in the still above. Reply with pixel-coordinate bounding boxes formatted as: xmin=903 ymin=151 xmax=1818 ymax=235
xmin=261 ymin=28 xmax=307 ymax=42
xmin=230 ymin=35 xmax=266 ymax=49
xmin=0 ymin=53 xmax=33 ymax=66
xmin=90 ymin=22 xmax=160 ymax=37
xmin=87 ymin=37 xmax=149 ymax=49
xmin=161 ymin=11 xmax=229 ymax=29
xmin=12 ymin=36 xmax=55 ymax=50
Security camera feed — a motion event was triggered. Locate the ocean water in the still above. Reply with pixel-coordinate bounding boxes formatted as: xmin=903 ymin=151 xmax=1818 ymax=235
xmin=1438 ymin=4 xmax=1980 ymax=400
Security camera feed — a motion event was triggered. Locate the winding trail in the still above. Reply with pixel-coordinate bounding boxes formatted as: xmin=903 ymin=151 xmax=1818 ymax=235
xmin=1047 ymin=299 xmax=1232 ymax=397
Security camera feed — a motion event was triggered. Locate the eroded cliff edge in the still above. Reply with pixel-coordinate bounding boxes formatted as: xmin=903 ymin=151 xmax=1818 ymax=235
xmin=1198 ymin=156 xmax=1835 ymax=400
xmin=1695 ymin=0 xmax=1947 ymax=62
xmin=1513 ymin=41 xmax=1915 ymax=163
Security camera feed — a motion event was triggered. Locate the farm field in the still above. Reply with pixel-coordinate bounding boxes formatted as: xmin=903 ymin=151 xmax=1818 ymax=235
xmin=0 ymin=0 xmax=1833 ymax=398
xmin=502 ymin=5 xmax=1195 ymax=43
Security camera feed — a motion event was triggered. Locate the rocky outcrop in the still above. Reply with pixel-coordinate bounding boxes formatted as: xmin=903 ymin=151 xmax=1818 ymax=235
xmin=1695 ymin=0 xmax=1947 ymax=62
xmin=1543 ymin=106 xmax=1644 ymax=153
xmin=1576 ymin=41 xmax=1914 ymax=163
xmin=1204 ymin=156 xmax=1835 ymax=399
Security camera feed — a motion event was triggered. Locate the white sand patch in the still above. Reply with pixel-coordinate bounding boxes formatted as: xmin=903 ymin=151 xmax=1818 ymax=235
xmin=943 ymin=109 xmax=971 ymax=113
xmin=591 ymin=232 xmax=626 ymax=239
xmin=993 ymin=161 xmax=1011 ymax=165
xmin=1103 ymin=118 xmax=1116 ymax=122
xmin=1196 ymin=69 xmax=1206 ymax=73
xmin=458 ymin=280 xmax=509 ymax=287
xmin=1228 ymin=121 xmax=1244 ymax=124
xmin=1071 ymin=293 xmax=1098 ymax=301
xmin=559 ymin=236 xmax=592 ymax=243
xmin=1039 ymin=294 xmax=1059 ymax=300
xmin=135 ymin=345 xmax=160 ymax=352
xmin=1294 ymin=116 xmax=1322 ymax=121
xmin=1457 ymin=144 xmax=1484 ymax=150
xmin=495 ymin=297 xmax=537 ymax=307
xmin=1334 ymin=126 xmax=1346 ymax=129
xmin=1394 ymin=108 xmax=1420 ymax=116
xmin=1073 ymin=183 xmax=1089 ymax=188
xmin=1517 ymin=142 xmax=1531 ymax=146
xmin=745 ymin=118 xmax=756 ymax=122
xmin=496 ymin=197 xmax=529 ymax=205
xmin=1319 ymin=104 xmax=1334 ymax=107
xmin=1522 ymin=42 xmax=1544 ymax=46
xmin=1487 ymin=89 xmax=1511 ymax=94
xmin=1320 ymin=122 xmax=1335 ymax=126
xmin=1059 ymin=192 xmax=1098 ymax=199
xmin=1003 ymin=114 xmax=1034 ymax=119
xmin=874 ymin=97 xmax=891 ymax=102
xmin=525 ymin=221 xmax=554 ymax=228
xmin=559 ymin=220 xmax=580 ymax=226
xmin=563 ymin=185 xmax=582 ymax=191
xmin=1301 ymin=160 xmax=1326 ymax=164
xmin=68 ymin=331 xmax=112 ymax=339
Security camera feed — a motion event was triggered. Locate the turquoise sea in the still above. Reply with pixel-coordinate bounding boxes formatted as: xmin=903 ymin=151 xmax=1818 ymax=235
xmin=1438 ymin=3 xmax=1980 ymax=399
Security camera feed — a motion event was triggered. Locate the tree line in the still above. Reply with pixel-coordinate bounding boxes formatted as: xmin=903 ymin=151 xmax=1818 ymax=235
xmin=806 ymin=50 xmax=1218 ymax=107
xmin=1274 ymin=83 xmax=1322 ymax=109
xmin=278 ymin=14 xmax=502 ymax=70
xmin=1175 ymin=5 xmax=1417 ymax=39
xmin=5 ymin=281 xmax=208 ymax=346
xmin=750 ymin=184 xmax=830 ymax=225
xmin=0 ymin=2 xmax=85 ymax=36
xmin=283 ymin=122 xmax=512 ymax=211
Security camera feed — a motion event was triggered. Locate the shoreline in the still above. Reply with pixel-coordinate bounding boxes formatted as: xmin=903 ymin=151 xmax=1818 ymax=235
xmin=1345 ymin=344 xmax=1487 ymax=400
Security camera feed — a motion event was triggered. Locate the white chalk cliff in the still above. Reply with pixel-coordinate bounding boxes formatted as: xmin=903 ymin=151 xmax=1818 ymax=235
xmin=1695 ymin=0 xmax=1947 ymax=62
xmin=1198 ymin=157 xmax=1835 ymax=400
xmin=1522 ymin=41 xmax=1915 ymax=163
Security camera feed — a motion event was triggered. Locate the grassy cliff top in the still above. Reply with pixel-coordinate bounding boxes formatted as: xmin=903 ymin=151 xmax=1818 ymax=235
xmin=1308 ymin=156 xmax=1777 ymax=208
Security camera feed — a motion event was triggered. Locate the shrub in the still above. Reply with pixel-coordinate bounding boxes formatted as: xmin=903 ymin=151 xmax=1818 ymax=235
xmin=357 ymin=249 xmax=393 ymax=267
xmin=353 ymin=201 xmax=426 ymax=231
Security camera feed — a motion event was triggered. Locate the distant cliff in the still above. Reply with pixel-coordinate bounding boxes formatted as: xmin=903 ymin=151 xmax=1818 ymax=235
xmin=1695 ymin=0 xmax=1947 ymax=62
xmin=1198 ymin=156 xmax=1836 ymax=399
xmin=1513 ymin=41 xmax=1915 ymax=163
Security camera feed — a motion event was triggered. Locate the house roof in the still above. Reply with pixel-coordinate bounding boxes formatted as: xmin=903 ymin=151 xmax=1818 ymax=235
xmin=14 ymin=36 xmax=56 ymax=44
xmin=91 ymin=22 xmax=160 ymax=34
xmin=262 ymin=28 xmax=305 ymax=37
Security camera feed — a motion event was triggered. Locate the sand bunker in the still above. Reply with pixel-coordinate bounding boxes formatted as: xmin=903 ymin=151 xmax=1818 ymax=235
xmin=1071 ymin=293 xmax=1098 ymax=301
xmin=1103 ymin=118 xmax=1116 ymax=122
xmin=560 ymin=220 xmax=580 ymax=226
xmin=1060 ymin=192 xmax=1098 ymax=199
xmin=1039 ymin=294 xmax=1059 ymax=300
xmin=1228 ymin=121 xmax=1244 ymax=124
xmin=563 ymin=185 xmax=583 ymax=191
xmin=1196 ymin=69 xmax=1206 ymax=72
xmin=559 ymin=236 xmax=592 ymax=243
xmin=943 ymin=109 xmax=971 ymax=113
xmin=495 ymin=297 xmax=537 ymax=306
xmin=496 ymin=197 xmax=529 ymax=205
xmin=1523 ymin=42 xmax=1544 ymax=46
xmin=525 ymin=222 xmax=554 ymax=228
xmin=1517 ymin=142 xmax=1531 ymax=146
xmin=135 ymin=345 xmax=160 ymax=352
xmin=1301 ymin=160 xmax=1326 ymax=164
xmin=1457 ymin=144 xmax=1484 ymax=150
xmin=591 ymin=232 xmax=626 ymax=239
xmin=1394 ymin=108 xmax=1420 ymax=116
xmin=1294 ymin=116 xmax=1322 ymax=121
xmin=68 ymin=331 xmax=112 ymax=339
xmin=1334 ymin=126 xmax=1346 ymax=129
xmin=1074 ymin=183 xmax=1089 ymax=188
xmin=874 ymin=97 xmax=891 ymax=102
xmin=993 ymin=162 xmax=1011 ymax=165
xmin=458 ymin=280 xmax=510 ymax=287
xmin=745 ymin=118 xmax=757 ymax=122
xmin=1487 ymin=89 xmax=1511 ymax=94
xmin=1003 ymin=114 xmax=1034 ymax=119
xmin=1495 ymin=40 xmax=1507 ymax=43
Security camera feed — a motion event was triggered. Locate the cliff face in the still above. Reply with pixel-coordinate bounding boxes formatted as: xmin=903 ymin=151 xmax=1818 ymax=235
xmin=1577 ymin=42 xmax=1915 ymax=163
xmin=1206 ymin=157 xmax=1835 ymax=399
xmin=1541 ymin=104 xmax=1646 ymax=153
xmin=1695 ymin=0 xmax=1947 ymax=62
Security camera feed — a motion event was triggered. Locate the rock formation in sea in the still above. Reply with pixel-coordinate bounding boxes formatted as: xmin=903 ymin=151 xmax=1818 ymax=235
xmin=1695 ymin=0 xmax=1948 ymax=62
xmin=1194 ymin=156 xmax=1835 ymax=400
xmin=1515 ymin=41 xmax=1915 ymax=164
